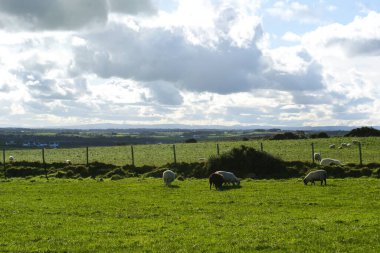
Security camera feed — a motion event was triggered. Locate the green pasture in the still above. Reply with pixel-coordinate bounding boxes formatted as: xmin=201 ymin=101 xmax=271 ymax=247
xmin=3 ymin=137 xmax=380 ymax=166
xmin=0 ymin=178 xmax=379 ymax=252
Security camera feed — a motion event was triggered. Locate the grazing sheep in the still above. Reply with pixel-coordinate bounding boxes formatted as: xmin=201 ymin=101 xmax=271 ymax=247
xmin=314 ymin=153 xmax=321 ymax=162
xmin=209 ymin=173 xmax=225 ymax=190
xmin=340 ymin=143 xmax=348 ymax=148
xmin=162 ymin=169 xmax=176 ymax=186
xmin=352 ymin=140 xmax=360 ymax=145
xmin=65 ymin=159 xmax=72 ymax=165
xmin=304 ymin=170 xmax=327 ymax=185
xmin=215 ymin=171 xmax=240 ymax=186
xmin=346 ymin=143 xmax=351 ymax=147
xmin=329 ymin=144 xmax=335 ymax=149
xmin=320 ymin=158 xmax=341 ymax=166
xmin=9 ymin=156 xmax=14 ymax=162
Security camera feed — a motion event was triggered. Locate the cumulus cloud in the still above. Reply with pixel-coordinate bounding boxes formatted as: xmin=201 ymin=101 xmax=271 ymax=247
xmin=0 ymin=0 xmax=379 ymax=128
xmin=267 ymin=1 xmax=318 ymax=23
xmin=0 ymin=0 xmax=156 ymax=31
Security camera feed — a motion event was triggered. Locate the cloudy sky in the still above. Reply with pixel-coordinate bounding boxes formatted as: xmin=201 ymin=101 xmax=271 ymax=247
xmin=0 ymin=0 xmax=379 ymax=128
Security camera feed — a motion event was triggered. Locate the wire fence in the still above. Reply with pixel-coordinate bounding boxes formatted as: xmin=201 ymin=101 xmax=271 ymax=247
xmin=2 ymin=138 xmax=380 ymax=169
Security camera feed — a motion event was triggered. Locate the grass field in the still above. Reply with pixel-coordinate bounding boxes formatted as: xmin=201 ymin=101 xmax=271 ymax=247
xmin=0 ymin=177 xmax=379 ymax=252
xmin=3 ymin=137 xmax=380 ymax=166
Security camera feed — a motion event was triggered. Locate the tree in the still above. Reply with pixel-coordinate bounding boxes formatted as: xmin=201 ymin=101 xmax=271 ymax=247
xmin=345 ymin=127 xmax=380 ymax=137
xmin=185 ymin=138 xmax=197 ymax=143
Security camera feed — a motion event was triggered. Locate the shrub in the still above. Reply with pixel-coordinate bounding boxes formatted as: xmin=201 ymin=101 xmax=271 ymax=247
xmin=271 ymin=132 xmax=299 ymax=140
xmin=105 ymin=168 xmax=134 ymax=178
xmin=346 ymin=169 xmax=362 ymax=178
xmin=366 ymin=163 xmax=380 ymax=169
xmin=123 ymin=164 xmax=155 ymax=174
xmin=310 ymin=132 xmax=329 ymax=139
xmin=360 ymin=167 xmax=372 ymax=177
xmin=88 ymin=162 xmax=117 ymax=177
xmin=324 ymin=166 xmax=346 ymax=178
xmin=55 ymin=171 xmax=67 ymax=178
xmin=64 ymin=165 xmax=89 ymax=177
xmin=5 ymin=167 xmax=45 ymax=177
xmin=207 ymin=145 xmax=287 ymax=178
xmin=185 ymin=138 xmax=197 ymax=143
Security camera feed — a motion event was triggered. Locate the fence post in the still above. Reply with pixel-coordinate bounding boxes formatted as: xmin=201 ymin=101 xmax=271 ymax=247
xmin=2 ymin=149 xmax=5 ymax=177
xmin=358 ymin=142 xmax=363 ymax=166
xmin=311 ymin=143 xmax=315 ymax=163
xmin=217 ymin=143 xmax=220 ymax=156
xmin=86 ymin=147 xmax=89 ymax=166
xmin=260 ymin=142 xmax=263 ymax=152
xmin=173 ymin=144 xmax=177 ymax=165
xmin=42 ymin=148 xmax=48 ymax=180
xmin=131 ymin=145 xmax=135 ymax=166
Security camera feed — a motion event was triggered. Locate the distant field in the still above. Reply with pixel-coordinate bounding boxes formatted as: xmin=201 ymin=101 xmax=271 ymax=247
xmin=0 ymin=178 xmax=379 ymax=252
xmin=3 ymin=137 xmax=380 ymax=166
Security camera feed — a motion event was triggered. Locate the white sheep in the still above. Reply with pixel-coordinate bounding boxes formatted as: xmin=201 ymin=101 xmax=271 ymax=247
xmin=9 ymin=156 xmax=14 ymax=162
xmin=303 ymin=170 xmax=327 ymax=185
xmin=329 ymin=144 xmax=335 ymax=149
xmin=162 ymin=169 xmax=176 ymax=186
xmin=215 ymin=171 xmax=240 ymax=186
xmin=65 ymin=159 xmax=72 ymax=165
xmin=320 ymin=158 xmax=341 ymax=166
xmin=314 ymin=153 xmax=321 ymax=162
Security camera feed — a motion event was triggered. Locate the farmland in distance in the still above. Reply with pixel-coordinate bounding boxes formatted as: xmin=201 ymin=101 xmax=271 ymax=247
xmin=3 ymin=137 xmax=380 ymax=166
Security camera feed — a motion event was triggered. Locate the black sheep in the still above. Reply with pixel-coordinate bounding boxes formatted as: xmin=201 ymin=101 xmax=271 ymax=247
xmin=209 ymin=173 xmax=225 ymax=190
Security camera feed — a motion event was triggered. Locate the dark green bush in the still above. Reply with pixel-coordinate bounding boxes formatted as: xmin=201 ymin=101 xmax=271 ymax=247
xmin=207 ymin=145 xmax=287 ymax=178
xmin=105 ymin=168 xmax=134 ymax=178
xmin=123 ymin=164 xmax=155 ymax=174
xmin=64 ymin=165 xmax=89 ymax=177
xmin=360 ymin=167 xmax=372 ymax=177
xmin=185 ymin=138 xmax=197 ymax=143
xmin=366 ymin=163 xmax=380 ymax=169
xmin=5 ymin=167 xmax=45 ymax=177
xmin=55 ymin=171 xmax=67 ymax=178
xmin=346 ymin=169 xmax=362 ymax=178
xmin=88 ymin=162 xmax=117 ymax=177
xmin=310 ymin=132 xmax=329 ymax=139
xmin=324 ymin=166 xmax=346 ymax=178
xmin=271 ymin=132 xmax=300 ymax=140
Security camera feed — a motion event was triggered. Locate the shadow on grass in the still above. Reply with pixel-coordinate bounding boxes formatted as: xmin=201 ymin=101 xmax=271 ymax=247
xmin=221 ymin=185 xmax=242 ymax=191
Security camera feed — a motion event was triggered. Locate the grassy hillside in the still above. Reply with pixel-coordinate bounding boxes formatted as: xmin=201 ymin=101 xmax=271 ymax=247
xmin=3 ymin=137 xmax=380 ymax=166
xmin=0 ymin=178 xmax=379 ymax=252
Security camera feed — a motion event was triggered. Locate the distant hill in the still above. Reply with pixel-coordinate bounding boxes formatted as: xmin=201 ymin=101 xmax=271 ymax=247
xmin=54 ymin=123 xmax=374 ymax=131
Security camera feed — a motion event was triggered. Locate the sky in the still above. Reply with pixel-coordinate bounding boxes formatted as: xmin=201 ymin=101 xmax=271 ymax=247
xmin=0 ymin=0 xmax=380 ymax=128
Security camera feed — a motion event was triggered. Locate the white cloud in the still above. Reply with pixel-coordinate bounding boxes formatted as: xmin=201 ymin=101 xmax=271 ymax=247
xmin=267 ymin=1 xmax=318 ymax=23
xmin=281 ymin=32 xmax=301 ymax=42
xmin=0 ymin=0 xmax=156 ymax=31
xmin=0 ymin=1 xmax=379 ymax=128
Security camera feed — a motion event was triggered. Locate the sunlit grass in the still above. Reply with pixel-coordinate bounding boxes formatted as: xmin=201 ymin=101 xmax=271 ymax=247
xmin=0 ymin=178 xmax=379 ymax=252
